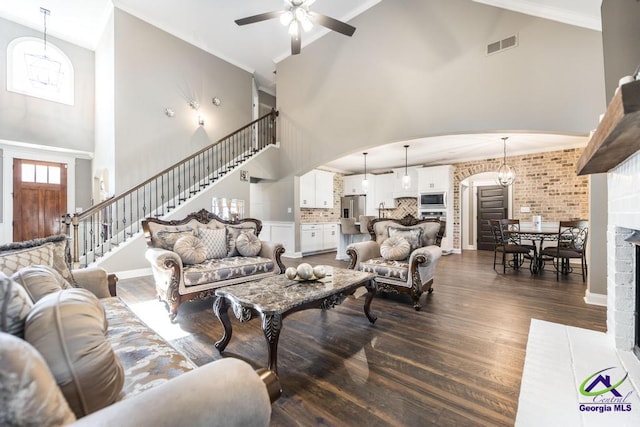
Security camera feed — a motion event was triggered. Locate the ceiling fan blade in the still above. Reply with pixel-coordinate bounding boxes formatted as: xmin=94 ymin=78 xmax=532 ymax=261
xmin=308 ymin=12 xmax=356 ymax=37
xmin=291 ymin=35 xmax=301 ymax=55
xmin=235 ymin=11 xmax=283 ymax=26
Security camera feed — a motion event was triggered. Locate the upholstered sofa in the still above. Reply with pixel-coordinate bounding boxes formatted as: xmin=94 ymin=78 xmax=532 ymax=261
xmin=0 ymin=235 xmax=280 ymax=426
xmin=346 ymin=215 xmax=445 ymax=310
xmin=142 ymin=209 xmax=286 ymax=320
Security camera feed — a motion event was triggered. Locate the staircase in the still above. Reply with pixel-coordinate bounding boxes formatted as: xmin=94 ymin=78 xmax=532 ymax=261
xmin=66 ymin=110 xmax=278 ymax=267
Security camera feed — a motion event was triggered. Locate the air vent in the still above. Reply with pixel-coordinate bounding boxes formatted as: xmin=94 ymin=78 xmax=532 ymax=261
xmin=486 ymin=34 xmax=518 ymax=55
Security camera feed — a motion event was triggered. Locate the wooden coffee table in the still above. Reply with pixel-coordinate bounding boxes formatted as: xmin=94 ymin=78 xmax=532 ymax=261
xmin=212 ymin=267 xmax=377 ymax=373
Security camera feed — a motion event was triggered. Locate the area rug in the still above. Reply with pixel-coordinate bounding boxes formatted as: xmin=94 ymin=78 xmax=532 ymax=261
xmin=516 ymin=319 xmax=640 ymax=426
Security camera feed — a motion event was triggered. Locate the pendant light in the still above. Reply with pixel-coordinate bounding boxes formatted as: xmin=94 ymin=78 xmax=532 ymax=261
xmin=497 ymin=136 xmax=516 ymax=187
xmin=402 ymin=145 xmax=411 ymax=190
xmin=362 ymin=152 xmax=369 ymax=193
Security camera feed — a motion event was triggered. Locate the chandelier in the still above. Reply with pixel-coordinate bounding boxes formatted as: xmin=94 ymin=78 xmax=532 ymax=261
xmin=24 ymin=7 xmax=62 ymax=89
xmin=497 ymin=136 xmax=516 ymax=187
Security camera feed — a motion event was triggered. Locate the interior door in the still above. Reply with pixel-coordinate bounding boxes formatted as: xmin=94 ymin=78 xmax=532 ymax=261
xmin=13 ymin=159 xmax=68 ymax=241
xmin=476 ymin=185 xmax=508 ymax=250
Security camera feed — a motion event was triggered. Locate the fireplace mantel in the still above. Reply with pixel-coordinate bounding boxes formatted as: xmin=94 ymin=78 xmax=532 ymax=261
xmin=577 ymin=80 xmax=640 ymax=175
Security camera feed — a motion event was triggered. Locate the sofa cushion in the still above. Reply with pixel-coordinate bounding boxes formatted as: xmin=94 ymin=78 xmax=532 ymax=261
xmin=25 ymin=288 xmax=125 ymax=418
xmin=183 ymin=256 xmax=275 ymax=287
xmin=12 ymin=265 xmax=72 ymax=303
xmin=0 ymin=273 xmax=34 ymax=338
xmin=0 ymin=332 xmax=77 ymax=426
xmin=173 ymin=235 xmax=207 ymax=265
xmin=0 ymin=243 xmax=53 ymax=277
xmin=359 ymin=258 xmax=409 ymax=282
xmin=49 ymin=237 xmax=77 ymax=285
xmin=380 ymin=236 xmax=411 ymax=261
xmin=388 ymin=227 xmax=423 ymax=252
xmin=236 ymin=232 xmax=262 ymax=257
xmin=153 ymin=226 xmax=197 ymax=250
xmin=101 ymin=297 xmax=195 ymax=398
xmin=198 ymin=227 xmax=228 ymax=259
xmin=226 ymin=225 xmax=257 ymax=257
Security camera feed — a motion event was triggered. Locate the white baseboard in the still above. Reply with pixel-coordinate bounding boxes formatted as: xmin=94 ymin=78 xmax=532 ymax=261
xmin=584 ymin=290 xmax=607 ymax=306
xmin=283 ymin=251 xmax=302 ymax=259
xmin=114 ymin=267 xmax=152 ymax=280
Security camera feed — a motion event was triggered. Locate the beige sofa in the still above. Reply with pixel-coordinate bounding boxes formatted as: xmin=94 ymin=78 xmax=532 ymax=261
xmin=142 ymin=209 xmax=286 ymax=320
xmin=347 ymin=215 xmax=445 ymax=310
xmin=0 ymin=235 xmax=280 ymax=426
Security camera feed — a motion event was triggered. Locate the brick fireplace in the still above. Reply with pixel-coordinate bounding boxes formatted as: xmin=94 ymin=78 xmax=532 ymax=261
xmin=608 ymin=150 xmax=640 ymax=355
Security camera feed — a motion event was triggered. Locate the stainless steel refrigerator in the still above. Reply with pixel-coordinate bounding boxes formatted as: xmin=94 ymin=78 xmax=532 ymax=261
xmin=341 ymin=195 xmax=366 ymax=219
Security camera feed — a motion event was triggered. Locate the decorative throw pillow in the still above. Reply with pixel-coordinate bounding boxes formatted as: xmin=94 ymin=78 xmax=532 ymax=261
xmin=12 ymin=265 xmax=72 ymax=303
xmin=173 ymin=235 xmax=207 ymax=265
xmin=236 ymin=232 xmax=262 ymax=257
xmin=25 ymin=288 xmax=125 ymax=418
xmin=388 ymin=227 xmax=423 ymax=253
xmin=154 ymin=227 xmax=196 ymax=250
xmin=0 ymin=273 xmax=34 ymax=338
xmin=380 ymin=236 xmax=411 ymax=261
xmin=49 ymin=237 xmax=77 ymax=286
xmin=226 ymin=225 xmax=256 ymax=257
xmin=0 ymin=332 xmax=77 ymax=426
xmin=198 ymin=227 xmax=228 ymax=259
xmin=0 ymin=244 xmax=53 ymax=276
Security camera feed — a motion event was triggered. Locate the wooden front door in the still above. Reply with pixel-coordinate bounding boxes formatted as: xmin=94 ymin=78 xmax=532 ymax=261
xmin=13 ymin=159 xmax=67 ymax=241
xmin=476 ymin=185 xmax=508 ymax=251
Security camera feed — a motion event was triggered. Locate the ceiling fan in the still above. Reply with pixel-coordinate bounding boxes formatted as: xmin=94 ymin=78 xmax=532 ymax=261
xmin=235 ymin=0 xmax=356 ymax=55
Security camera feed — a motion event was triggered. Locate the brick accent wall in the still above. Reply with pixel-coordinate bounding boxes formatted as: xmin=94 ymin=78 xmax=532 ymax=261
xmin=300 ymin=172 xmax=343 ymax=223
xmin=452 ymin=148 xmax=588 ymax=248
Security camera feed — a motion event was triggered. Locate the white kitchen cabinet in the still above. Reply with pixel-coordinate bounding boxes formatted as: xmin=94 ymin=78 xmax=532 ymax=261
xmin=300 ymin=170 xmax=335 ymax=208
xmin=417 ymin=165 xmax=453 ymax=192
xmin=392 ymin=166 xmax=419 ymax=198
xmin=343 ymin=174 xmax=365 ymax=196
xmin=322 ymin=224 xmax=338 ymax=250
xmin=300 ymin=223 xmax=338 ymax=254
xmin=374 ymin=173 xmax=395 ymax=208
xmin=261 ymin=221 xmax=295 ymax=256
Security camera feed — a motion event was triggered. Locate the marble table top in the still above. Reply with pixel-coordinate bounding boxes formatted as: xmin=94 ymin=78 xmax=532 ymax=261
xmin=215 ymin=267 xmax=375 ymax=315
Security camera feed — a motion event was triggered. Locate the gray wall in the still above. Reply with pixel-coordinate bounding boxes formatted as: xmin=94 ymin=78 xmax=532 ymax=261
xmin=601 ymin=0 xmax=640 ymax=102
xmin=75 ymin=158 xmax=93 ymax=210
xmin=111 ymin=9 xmax=253 ymax=193
xmin=0 ymin=17 xmax=95 ymax=152
xmin=589 ymin=173 xmax=607 ymax=297
xmin=276 ymin=0 xmax=605 ymax=175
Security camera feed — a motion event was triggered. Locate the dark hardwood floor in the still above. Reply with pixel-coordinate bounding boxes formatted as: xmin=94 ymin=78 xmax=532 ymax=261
xmin=117 ymin=250 xmax=606 ymax=426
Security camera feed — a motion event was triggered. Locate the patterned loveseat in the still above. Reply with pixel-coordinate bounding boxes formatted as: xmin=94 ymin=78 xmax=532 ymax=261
xmin=142 ymin=209 xmax=285 ymax=320
xmin=346 ymin=215 xmax=445 ymax=310
xmin=0 ymin=235 xmax=280 ymax=426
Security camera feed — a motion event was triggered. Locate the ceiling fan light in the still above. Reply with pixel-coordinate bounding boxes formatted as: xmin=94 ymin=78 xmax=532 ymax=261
xmin=294 ymin=7 xmax=306 ymax=21
xmin=288 ymin=20 xmax=300 ymax=37
xmin=301 ymin=16 xmax=313 ymax=32
xmin=280 ymin=11 xmax=293 ymax=26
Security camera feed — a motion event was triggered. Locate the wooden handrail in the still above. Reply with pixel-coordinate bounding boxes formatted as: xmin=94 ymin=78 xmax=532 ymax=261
xmin=68 ymin=109 xmax=278 ymax=266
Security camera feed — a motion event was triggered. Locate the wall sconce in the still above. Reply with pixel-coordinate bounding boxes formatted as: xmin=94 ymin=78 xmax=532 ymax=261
xmin=212 ymin=97 xmax=221 ymax=107
xmin=164 ymin=108 xmax=175 ymax=117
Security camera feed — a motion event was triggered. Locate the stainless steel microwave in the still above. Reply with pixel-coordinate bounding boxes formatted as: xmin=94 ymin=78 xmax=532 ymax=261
xmin=420 ymin=192 xmax=446 ymax=209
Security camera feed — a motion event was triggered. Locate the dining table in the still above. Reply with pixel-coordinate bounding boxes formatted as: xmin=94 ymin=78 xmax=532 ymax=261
xmin=505 ymin=225 xmax=559 ymax=274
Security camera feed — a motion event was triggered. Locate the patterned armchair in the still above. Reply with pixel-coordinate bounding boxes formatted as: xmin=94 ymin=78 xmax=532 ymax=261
xmin=346 ymin=215 xmax=445 ymax=310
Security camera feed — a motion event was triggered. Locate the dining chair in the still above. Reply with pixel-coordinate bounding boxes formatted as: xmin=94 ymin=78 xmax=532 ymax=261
xmin=490 ymin=219 xmax=536 ymax=274
xmin=540 ymin=220 xmax=589 ymax=281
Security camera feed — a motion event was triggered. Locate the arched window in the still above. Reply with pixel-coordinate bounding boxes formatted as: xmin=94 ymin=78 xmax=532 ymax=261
xmin=7 ymin=37 xmax=74 ymax=105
